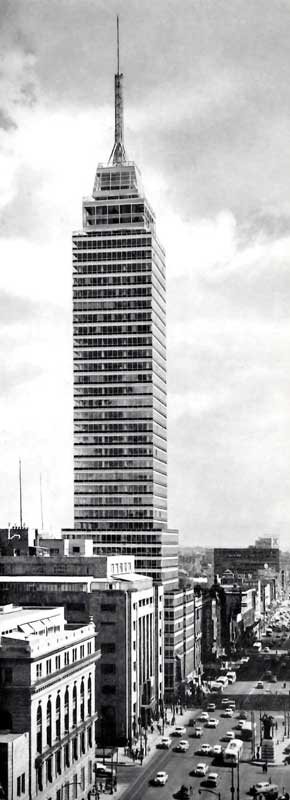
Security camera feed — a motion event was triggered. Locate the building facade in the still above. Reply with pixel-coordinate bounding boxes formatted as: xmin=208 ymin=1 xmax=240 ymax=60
xmin=0 ymin=604 xmax=98 ymax=800
xmin=214 ymin=546 xmax=280 ymax=580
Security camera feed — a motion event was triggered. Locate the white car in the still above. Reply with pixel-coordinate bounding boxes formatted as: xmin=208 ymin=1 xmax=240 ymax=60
xmin=199 ymin=743 xmax=212 ymax=755
xmin=159 ymin=736 xmax=171 ymax=749
xmin=198 ymin=712 xmax=209 ymax=722
xmin=207 ymin=773 xmax=219 ymax=787
xmin=256 ymin=681 xmax=264 ymax=689
xmin=224 ymin=731 xmax=235 ymax=741
xmin=175 ymin=739 xmax=189 ymax=752
xmin=206 ymin=718 xmax=219 ymax=728
xmin=221 ymin=698 xmax=231 ymax=706
xmin=211 ymin=745 xmax=222 ymax=756
xmin=172 ymin=725 xmax=186 ymax=736
xmin=152 ymin=771 xmax=168 ymax=786
xmin=237 ymin=720 xmax=246 ymax=730
xmin=193 ymin=726 xmax=203 ymax=738
xmin=207 ymin=703 xmax=216 ymax=712
xmin=222 ymin=708 xmax=233 ymax=718
xmin=194 ymin=763 xmax=208 ymax=777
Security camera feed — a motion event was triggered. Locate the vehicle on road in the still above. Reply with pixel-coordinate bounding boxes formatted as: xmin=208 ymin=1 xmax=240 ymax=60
xmin=206 ymin=772 xmax=219 ymax=787
xmin=223 ymin=739 xmax=243 ymax=764
xmin=188 ymin=717 xmax=195 ymax=726
xmin=179 ymin=787 xmax=190 ymax=800
xmin=152 ymin=771 xmax=168 ymax=786
xmin=222 ymin=708 xmax=234 ymax=718
xmin=211 ymin=744 xmax=222 ymax=756
xmin=194 ymin=763 xmax=208 ymax=777
xmin=239 ymin=710 xmax=248 ymax=720
xmin=256 ymin=681 xmax=264 ymax=689
xmin=252 ymin=641 xmax=262 ymax=653
xmin=236 ymin=721 xmax=255 ymax=741
xmin=223 ymin=731 xmax=235 ymax=741
xmin=198 ymin=712 xmax=209 ymax=722
xmin=198 ymin=743 xmax=212 ymax=755
xmin=192 ymin=726 xmax=203 ymax=738
xmin=95 ymin=764 xmax=111 ymax=776
xmin=207 ymin=703 xmax=216 ymax=712
xmin=172 ymin=725 xmax=187 ymax=736
xmin=175 ymin=739 xmax=189 ymax=752
xmin=210 ymin=681 xmax=224 ymax=694
xmin=249 ymin=782 xmax=279 ymax=798
xmin=206 ymin=718 xmax=219 ymax=728
xmin=227 ymin=670 xmax=237 ymax=683
xmin=237 ymin=720 xmax=247 ymax=729
xmin=158 ymin=736 xmax=171 ymax=749
xmin=216 ymin=675 xmax=228 ymax=688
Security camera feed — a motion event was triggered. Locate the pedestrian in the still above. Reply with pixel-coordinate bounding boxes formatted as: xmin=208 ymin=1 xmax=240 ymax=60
xmin=151 ymin=723 xmax=154 ymax=733
xmin=140 ymin=754 xmax=143 ymax=765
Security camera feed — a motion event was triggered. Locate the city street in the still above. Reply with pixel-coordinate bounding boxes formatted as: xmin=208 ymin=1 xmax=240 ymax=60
xmin=116 ymin=707 xmax=290 ymax=800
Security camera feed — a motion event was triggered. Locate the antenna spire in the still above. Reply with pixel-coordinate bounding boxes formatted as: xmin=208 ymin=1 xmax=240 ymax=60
xmin=19 ymin=459 xmax=23 ymax=528
xmin=108 ymin=16 xmax=127 ymax=165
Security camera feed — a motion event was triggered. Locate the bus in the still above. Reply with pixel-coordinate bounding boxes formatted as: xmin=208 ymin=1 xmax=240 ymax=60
xmin=223 ymin=739 xmax=243 ymax=765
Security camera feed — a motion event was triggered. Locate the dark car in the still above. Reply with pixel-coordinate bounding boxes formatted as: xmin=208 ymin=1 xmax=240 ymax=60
xmin=179 ymin=786 xmax=190 ymax=800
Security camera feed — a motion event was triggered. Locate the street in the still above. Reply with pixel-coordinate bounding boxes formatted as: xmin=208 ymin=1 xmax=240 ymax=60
xmin=117 ymin=705 xmax=290 ymax=800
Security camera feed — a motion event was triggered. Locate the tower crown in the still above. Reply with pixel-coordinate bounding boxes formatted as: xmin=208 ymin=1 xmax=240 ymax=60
xmin=108 ymin=17 xmax=127 ymax=165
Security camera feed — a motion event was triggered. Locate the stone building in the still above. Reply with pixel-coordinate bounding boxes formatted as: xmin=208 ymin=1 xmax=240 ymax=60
xmin=0 ymin=603 xmax=98 ymax=800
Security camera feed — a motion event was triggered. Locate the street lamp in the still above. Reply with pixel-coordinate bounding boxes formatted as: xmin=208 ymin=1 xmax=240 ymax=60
xmin=199 ymin=788 xmax=221 ymax=800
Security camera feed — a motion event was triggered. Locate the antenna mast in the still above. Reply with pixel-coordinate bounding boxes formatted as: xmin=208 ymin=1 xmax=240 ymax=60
xmin=19 ymin=459 xmax=23 ymax=528
xmin=40 ymin=473 xmax=44 ymax=531
xmin=108 ymin=15 xmax=127 ymax=165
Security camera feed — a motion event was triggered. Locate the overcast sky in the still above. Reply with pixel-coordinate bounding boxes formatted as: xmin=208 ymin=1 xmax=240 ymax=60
xmin=1 ymin=0 xmax=290 ymax=548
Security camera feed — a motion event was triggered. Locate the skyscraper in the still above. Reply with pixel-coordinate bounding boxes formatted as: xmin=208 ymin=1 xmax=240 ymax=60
xmin=69 ymin=24 xmax=194 ymax=703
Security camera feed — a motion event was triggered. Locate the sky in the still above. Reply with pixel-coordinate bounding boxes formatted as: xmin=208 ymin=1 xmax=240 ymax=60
xmin=1 ymin=0 xmax=290 ymax=548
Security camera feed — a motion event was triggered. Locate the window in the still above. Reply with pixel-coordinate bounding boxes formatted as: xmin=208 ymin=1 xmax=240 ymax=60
xmin=87 ymin=641 xmax=92 ymax=655
xmin=46 ymin=659 xmax=52 ymax=676
xmin=65 ymin=742 xmax=70 ymax=768
xmin=36 ymin=704 xmax=42 ymax=754
xmin=87 ymin=675 xmax=92 ymax=716
xmin=64 ymin=652 xmax=70 ymax=666
xmin=46 ymin=698 xmax=52 ymax=746
xmin=55 ymin=749 xmax=61 ymax=776
xmin=88 ymin=726 xmax=92 ymax=748
xmin=64 ymin=686 xmax=69 ymax=732
xmin=101 ymin=643 xmax=115 ymax=654
xmin=88 ymin=760 xmax=93 ymax=783
xmin=46 ymin=757 xmax=52 ymax=784
xmin=101 ymin=663 xmax=116 ymax=675
xmin=80 ymin=679 xmax=85 ymax=721
xmin=36 ymin=663 xmax=42 ymax=679
xmin=72 ymin=736 xmax=78 ymax=761
xmin=73 ymin=774 xmax=78 ymax=800
xmin=56 ymin=694 xmax=61 ymax=739
xmin=81 ymin=766 xmax=85 ymax=791
xmin=80 ymin=645 xmax=85 ymax=658
xmin=100 ymin=604 xmax=116 ymax=612
xmin=4 ymin=668 xmax=12 ymax=684
xmin=102 ymin=685 xmax=116 ymax=695
xmin=72 ymin=648 xmax=77 ymax=663
xmin=37 ymin=765 xmax=43 ymax=792
xmin=55 ymin=655 xmax=61 ymax=670
xmin=17 ymin=774 xmax=25 ymax=797
xmin=73 ymin=684 xmax=77 ymax=726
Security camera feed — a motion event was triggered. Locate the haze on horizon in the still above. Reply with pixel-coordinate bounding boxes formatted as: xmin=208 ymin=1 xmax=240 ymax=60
xmin=0 ymin=0 xmax=290 ymax=549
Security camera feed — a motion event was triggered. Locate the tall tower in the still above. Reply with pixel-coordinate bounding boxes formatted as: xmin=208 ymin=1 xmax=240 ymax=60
xmin=72 ymin=22 xmax=178 ymax=590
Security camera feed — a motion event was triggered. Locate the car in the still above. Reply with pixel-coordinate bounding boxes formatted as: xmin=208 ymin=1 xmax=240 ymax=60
xmin=192 ymin=727 xmax=203 ymax=738
xmin=158 ymin=736 xmax=171 ymax=749
xmin=221 ymin=697 xmax=231 ymax=705
xmin=237 ymin=720 xmax=246 ymax=730
xmin=211 ymin=744 xmax=222 ymax=756
xmin=222 ymin=708 xmax=234 ymax=718
xmin=188 ymin=717 xmax=195 ymax=727
xmin=198 ymin=712 xmax=209 ymax=722
xmin=199 ymin=743 xmax=212 ymax=755
xmin=223 ymin=731 xmax=235 ymax=741
xmin=179 ymin=787 xmax=190 ymax=800
xmin=256 ymin=681 xmax=264 ymax=689
xmin=95 ymin=764 xmax=111 ymax=776
xmin=194 ymin=763 xmax=208 ymax=777
xmin=207 ymin=773 xmax=219 ymax=787
xmin=239 ymin=710 xmax=248 ymax=720
xmin=226 ymin=700 xmax=236 ymax=709
xmin=206 ymin=718 xmax=219 ymax=728
xmin=207 ymin=703 xmax=216 ymax=712
xmin=241 ymin=656 xmax=250 ymax=663
xmin=172 ymin=725 xmax=187 ymax=736
xmin=152 ymin=771 xmax=168 ymax=786
xmin=269 ymin=675 xmax=277 ymax=683
xmin=263 ymin=646 xmax=271 ymax=653
xmin=250 ymin=782 xmax=279 ymax=797
xmin=175 ymin=739 xmax=189 ymax=752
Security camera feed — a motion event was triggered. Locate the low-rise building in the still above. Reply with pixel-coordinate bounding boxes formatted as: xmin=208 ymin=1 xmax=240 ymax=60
xmin=0 ymin=603 xmax=98 ymax=800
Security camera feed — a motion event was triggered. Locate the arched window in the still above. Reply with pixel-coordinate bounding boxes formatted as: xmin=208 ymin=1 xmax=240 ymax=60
xmin=36 ymin=704 xmax=42 ymax=753
xmin=46 ymin=698 xmax=52 ymax=746
xmin=87 ymin=675 xmax=92 ymax=717
xmin=80 ymin=679 xmax=85 ymax=722
xmin=56 ymin=693 xmax=61 ymax=739
xmin=73 ymin=684 xmax=77 ymax=726
xmin=64 ymin=687 xmax=69 ymax=732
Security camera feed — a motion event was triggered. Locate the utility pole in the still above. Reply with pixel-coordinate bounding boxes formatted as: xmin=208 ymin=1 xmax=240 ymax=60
xmin=231 ymin=764 xmax=235 ymax=800
xmin=237 ymin=751 xmax=240 ymax=800
xmin=19 ymin=459 xmax=23 ymax=528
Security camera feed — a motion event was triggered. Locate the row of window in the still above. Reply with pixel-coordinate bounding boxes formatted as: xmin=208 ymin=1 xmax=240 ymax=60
xmin=36 ymin=678 xmax=92 ymax=753
xmin=37 ymin=738 xmax=93 ymax=794
xmin=36 ymin=642 xmax=92 ymax=679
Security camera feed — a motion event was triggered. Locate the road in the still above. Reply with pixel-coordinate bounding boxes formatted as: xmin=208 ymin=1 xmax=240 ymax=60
xmin=118 ymin=706 xmax=290 ymax=800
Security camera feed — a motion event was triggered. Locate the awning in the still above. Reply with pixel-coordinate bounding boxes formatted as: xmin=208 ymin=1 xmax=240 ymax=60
xmin=30 ymin=620 xmax=45 ymax=634
xmin=18 ymin=623 xmax=35 ymax=634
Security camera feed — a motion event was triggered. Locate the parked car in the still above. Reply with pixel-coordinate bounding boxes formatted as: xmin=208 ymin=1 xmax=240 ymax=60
xmin=223 ymin=731 xmax=235 ymax=741
xmin=211 ymin=745 xmax=222 ymax=756
xmin=207 ymin=773 xmax=219 ymax=787
xmin=198 ymin=712 xmax=209 ymax=722
xmin=198 ymin=743 xmax=212 ymax=755
xmin=207 ymin=703 xmax=216 ymax=712
xmin=239 ymin=711 xmax=248 ymax=720
xmin=179 ymin=787 xmax=190 ymax=800
xmin=152 ymin=771 xmax=168 ymax=786
xmin=194 ymin=763 xmax=208 ymax=777
xmin=256 ymin=681 xmax=264 ymax=689
xmin=192 ymin=727 xmax=203 ymax=738
xmin=222 ymin=709 xmax=234 ymax=718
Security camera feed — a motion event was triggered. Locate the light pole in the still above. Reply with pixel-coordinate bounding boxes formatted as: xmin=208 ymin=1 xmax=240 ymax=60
xmin=237 ymin=751 xmax=240 ymax=800
xmin=199 ymin=788 xmax=221 ymax=800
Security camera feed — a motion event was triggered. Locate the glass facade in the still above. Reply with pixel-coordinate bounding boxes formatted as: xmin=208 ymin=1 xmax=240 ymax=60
xmin=73 ymin=161 xmax=178 ymax=588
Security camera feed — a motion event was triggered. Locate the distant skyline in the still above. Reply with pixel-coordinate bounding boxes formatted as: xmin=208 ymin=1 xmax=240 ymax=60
xmin=1 ymin=0 xmax=290 ymax=547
